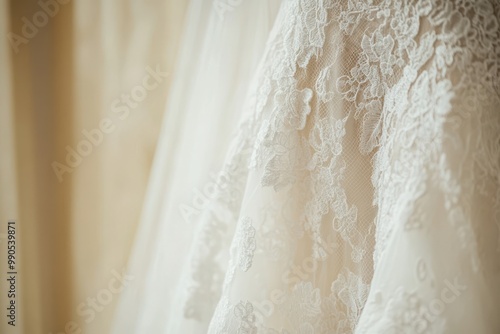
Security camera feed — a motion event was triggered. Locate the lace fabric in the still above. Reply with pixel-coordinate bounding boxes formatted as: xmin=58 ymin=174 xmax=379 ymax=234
xmin=112 ymin=0 xmax=500 ymax=333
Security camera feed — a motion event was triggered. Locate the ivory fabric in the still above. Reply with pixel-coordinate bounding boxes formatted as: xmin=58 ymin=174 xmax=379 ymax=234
xmin=112 ymin=0 xmax=500 ymax=333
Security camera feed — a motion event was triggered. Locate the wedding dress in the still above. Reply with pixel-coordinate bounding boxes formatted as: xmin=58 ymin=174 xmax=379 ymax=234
xmin=111 ymin=0 xmax=500 ymax=333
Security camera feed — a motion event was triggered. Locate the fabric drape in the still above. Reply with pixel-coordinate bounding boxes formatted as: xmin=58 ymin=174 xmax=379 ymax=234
xmin=112 ymin=1 xmax=500 ymax=333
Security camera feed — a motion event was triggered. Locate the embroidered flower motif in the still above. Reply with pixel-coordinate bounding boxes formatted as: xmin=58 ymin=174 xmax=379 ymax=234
xmin=274 ymin=86 xmax=313 ymax=130
xmin=235 ymin=217 xmax=257 ymax=272
xmin=361 ymin=30 xmax=395 ymax=76
xmin=360 ymin=100 xmax=383 ymax=154
xmin=331 ymin=268 xmax=370 ymax=323
xmin=234 ymin=301 xmax=258 ymax=334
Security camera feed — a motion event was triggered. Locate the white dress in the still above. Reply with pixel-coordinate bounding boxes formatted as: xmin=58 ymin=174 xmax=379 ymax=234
xmin=111 ymin=1 xmax=500 ymax=333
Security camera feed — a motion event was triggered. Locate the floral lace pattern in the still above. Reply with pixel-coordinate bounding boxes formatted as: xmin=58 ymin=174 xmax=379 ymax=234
xmin=181 ymin=0 xmax=500 ymax=333
xmin=361 ymin=288 xmax=447 ymax=334
xmin=234 ymin=217 xmax=257 ymax=272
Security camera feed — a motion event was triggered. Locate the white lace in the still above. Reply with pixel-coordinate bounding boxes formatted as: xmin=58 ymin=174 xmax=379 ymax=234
xmin=174 ymin=0 xmax=500 ymax=333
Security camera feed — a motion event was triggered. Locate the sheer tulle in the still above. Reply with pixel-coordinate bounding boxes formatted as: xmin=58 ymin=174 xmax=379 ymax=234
xmin=112 ymin=1 xmax=500 ymax=333
xmin=110 ymin=0 xmax=282 ymax=333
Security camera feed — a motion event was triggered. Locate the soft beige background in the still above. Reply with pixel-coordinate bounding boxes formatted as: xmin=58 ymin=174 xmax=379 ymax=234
xmin=0 ymin=0 xmax=187 ymax=333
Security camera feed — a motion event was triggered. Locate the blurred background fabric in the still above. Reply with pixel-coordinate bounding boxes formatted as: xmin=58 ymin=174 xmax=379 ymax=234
xmin=0 ymin=1 xmax=187 ymax=333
